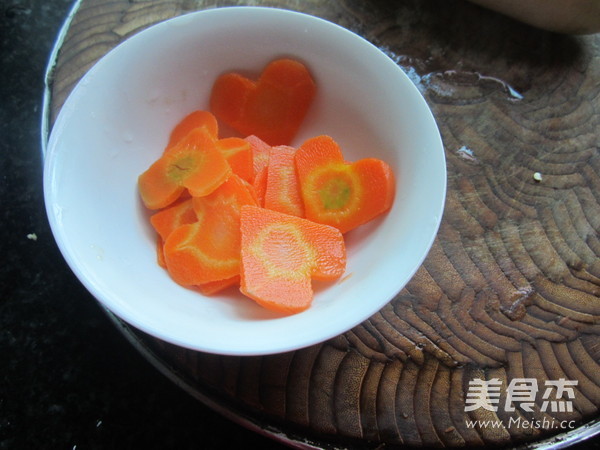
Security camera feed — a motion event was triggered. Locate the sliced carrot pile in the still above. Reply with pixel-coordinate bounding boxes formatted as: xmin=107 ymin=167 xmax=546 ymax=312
xmin=264 ymin=145 xmax=304 ymax=217
xmin=239 ymin=205 xmax=345 ymax=314
xmin=295 ymin=135 xmax=395 ymax=234
xmin=138 ymin=127 xmax=231 ymax=209
xmin=210 ymin=58 xmax=316 ymax=146
xmin=163 ymin=175 xmax=257 ymax=286
xmin=138 ymin=56 xmax=398 ymax=315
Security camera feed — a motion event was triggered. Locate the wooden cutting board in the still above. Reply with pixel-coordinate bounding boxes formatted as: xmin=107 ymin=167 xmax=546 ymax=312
xmin=47 ymin=0 xmax=600 ymax=447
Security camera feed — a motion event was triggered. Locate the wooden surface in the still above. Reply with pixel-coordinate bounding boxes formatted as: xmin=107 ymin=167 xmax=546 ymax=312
xmin=48 ymin=0 xmax=600 ymax=448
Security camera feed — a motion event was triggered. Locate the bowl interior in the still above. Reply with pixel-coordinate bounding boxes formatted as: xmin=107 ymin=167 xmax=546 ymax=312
xmin=44 ymin=7 xmax=446 ymax=355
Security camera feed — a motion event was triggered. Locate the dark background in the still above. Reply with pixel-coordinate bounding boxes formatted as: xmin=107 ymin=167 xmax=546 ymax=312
xmin=1 ymin=1 xmax=599 ymax=449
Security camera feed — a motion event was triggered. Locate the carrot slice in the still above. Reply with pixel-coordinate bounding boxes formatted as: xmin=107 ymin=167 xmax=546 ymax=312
xmin=209 ymin=73 xmax=254 ymax=132
xmin=170 ymin=113 xmax=254 ymax=184
xmin=216 ymin=137 xmax=254 ymax=183
xmin=264 ymin=145 xmax=304 ymax=217
xmin=244 ymin=135 xmax=271 ymax=206
xmin=196 ymin=276 xmax=240 ymax=296
xmin=167 ymin=110 xmax=218 ymax=149
xmin=163 ymin=175 xmax=257 ymax=286
xmin=244 ymin=134 xmax=271 ymax=179
xmin=295 ymin=135 xmax=395 ymax=234
xmin=252 ymin=166 xmax=268 ymax=207
xmin=156 ymin=236 xmax=167 ymax=269
xmin=150 ymin=198 xmax=197 ymax=242
xmin=240 ymin=205 xmax=345 ymax=315
xmin=151 ymin=198 xmax=197 ymax=270
xmin=138 ymin=128 xmax=232 ymax=209
xmin=210 ymin=59 xmax=316 ymax=146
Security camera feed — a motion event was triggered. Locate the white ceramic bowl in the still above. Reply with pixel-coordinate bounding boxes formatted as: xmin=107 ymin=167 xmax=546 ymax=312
xmin=44 ymin=6 xmax=446 ymax=355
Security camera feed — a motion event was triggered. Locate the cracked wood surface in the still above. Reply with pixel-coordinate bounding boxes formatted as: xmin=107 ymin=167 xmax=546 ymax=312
xmin=49 ymin=0 xmax=600 ymax=447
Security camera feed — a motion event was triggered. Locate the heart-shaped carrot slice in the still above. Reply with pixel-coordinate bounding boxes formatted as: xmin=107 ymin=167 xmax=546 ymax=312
xmin=295 ymin=135 xmax=395 ymax=234
xmin=163 ymin=175 xmax=257 ymax=286
xmin=138 ymin=128 xmax=231 ymax=210
xmin=166 ymin=110 xmax=219 ymax=149
xmin=210 ymin=59 xmax=316 ymax=146
xmin=240 ymin=205 xmax=345 ymax=314
xmin=150 ymin=197 xmax=197 ymax=242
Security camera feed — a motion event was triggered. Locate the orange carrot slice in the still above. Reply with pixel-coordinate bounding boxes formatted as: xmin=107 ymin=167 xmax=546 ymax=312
xmin=239 ymin=205 xmax=345 ymax=314
xmin=210 ymin=59 xmax=316 ymax=146
xmin=244 ymin=135 xmax=271 ymax=206
xmin=295 ymin=135 xmax=395 ymax=234
xmin=252 ymin=166 xmax=268 ymax=207
xmin=156 ymin=236 xmax=167 ymax=269
xmin=151 ymin=198 xmax=197 ymax=270
xmin=216 ymin=137 xmax=254 ymax=183
xmin=150 ymin=198 xmax=197 ymax=242
xmin=209 ymin=73 xmax=254 ymax=133
xmin=163 ymin=175 xmax=257 ymax=286
xmin=170 ymin=112 xmax=254 ymax=184
xmin=138 ymin=128 xmax=232 ymax=209
xmin=167 ymin=110 xmax=219 ymax=149
xmin=264 ymin=145 xmax=304 ymax=217
xmin=196 ymin=276 xmax=240 ymax=296
xmin=244 ymin=134 xmax=271 ymax=179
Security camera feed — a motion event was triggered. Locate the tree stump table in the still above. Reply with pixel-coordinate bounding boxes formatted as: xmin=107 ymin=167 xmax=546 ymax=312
xmin=46 ymin=0 xmax=600 ymax=447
